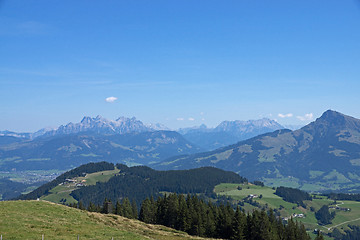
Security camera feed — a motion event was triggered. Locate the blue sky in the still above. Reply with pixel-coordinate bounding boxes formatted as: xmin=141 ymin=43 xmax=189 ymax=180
xmin=1 ymin=0 xmax=360 ymax=132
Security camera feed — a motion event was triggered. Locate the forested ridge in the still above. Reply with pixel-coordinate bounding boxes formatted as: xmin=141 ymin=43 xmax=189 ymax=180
xmin=70 ymin=163 xmax=247 ymax=205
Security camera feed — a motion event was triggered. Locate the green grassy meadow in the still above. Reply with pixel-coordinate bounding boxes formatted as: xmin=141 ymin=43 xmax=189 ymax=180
xmin=214 ymin=183 xmax=360 ymax=237
xmin=42 ymin=168 xmax=120 ymax=204
xmin=0 ymin=200 xmax=209 ymax=240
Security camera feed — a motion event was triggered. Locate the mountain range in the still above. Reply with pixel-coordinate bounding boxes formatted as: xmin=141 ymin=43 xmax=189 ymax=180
xmin=0 ymin=115 xmax=286 ymax=173
xmin=179 ymin=118 xmax=284 ymax=150
xmin=3 ymin=110 xmax=360 ymax=194
xmin=154 ymin=110 xmax=360 ymax=192
xmin=0 ymin=116 xmax=166 ymax=140
xmin=0 ymin=130 xmax=202 ymax=171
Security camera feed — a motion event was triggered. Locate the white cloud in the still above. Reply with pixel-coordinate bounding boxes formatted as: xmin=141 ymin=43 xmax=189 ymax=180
xmin=177 ymin=118 xmax=184 ymax=121
xmin=200 ymin=112 xmax=204 ymax=116
xmin=188 ymin=117 xmax=195 ymax=121
xmin=297 ymin=113 xmax=314 ymax=121
xmin=105 ymin=96 xmax=117 ymax=103
xmin=278 ymin=113 xmax=293 ymax=118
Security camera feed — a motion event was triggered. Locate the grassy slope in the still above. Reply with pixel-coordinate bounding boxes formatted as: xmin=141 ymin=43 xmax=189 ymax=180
xmin=41 ymin=168 xmax=120 ymax=204
xmin=0 ymin=200 xmax=209 ymax=240
xmin=215 ymin=183 xmax=360 ymax=236
xmin=215 ymin=183 xmax=298 ymax=215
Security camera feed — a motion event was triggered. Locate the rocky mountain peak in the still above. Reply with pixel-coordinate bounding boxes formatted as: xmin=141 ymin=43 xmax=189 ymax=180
xmin=295 ymin=110 xmax=360 ymax=140
xmin=312 ymin=110 xmax=360 ymax=131
xmin=80 ymin=116 xmax=93 ymax=124
xmin=318 ymin=110 xmax=345 ymax=122
xmin=38 ymin=116 xmax=155 ymax=137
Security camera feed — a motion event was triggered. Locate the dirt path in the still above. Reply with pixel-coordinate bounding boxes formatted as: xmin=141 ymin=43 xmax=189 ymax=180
xmin=321 ymin=201 xmax=360 ymax=231
xmin=326 ymin=217 xmax=360 ymax=231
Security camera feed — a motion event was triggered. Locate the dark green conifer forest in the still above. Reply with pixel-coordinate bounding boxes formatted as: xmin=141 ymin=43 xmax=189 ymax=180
xmin=70 ymin=193 xmax=311 ymax=240
xmin=69 ymin=164 xmax=246 ymax=206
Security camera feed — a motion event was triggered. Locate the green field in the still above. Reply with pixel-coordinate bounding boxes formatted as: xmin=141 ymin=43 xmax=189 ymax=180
xmin=42 ymin=168 xmax=120 ymax=204
xmin=214 ymin=183 xmax=360 ymax=238
xmin=215 ymin=183 xmax=298 ymax=214
xmin=0 ymin=200 xmax=207 ymax=240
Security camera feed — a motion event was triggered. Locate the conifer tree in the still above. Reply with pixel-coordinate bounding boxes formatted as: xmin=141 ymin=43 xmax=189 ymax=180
xmin=204 ymin=202 xmax=216 ymax=237
xmin=216 ymin=202 xmax=234 ymax=239
xmin=115 ymin=200 xmax=121 ymax=215
xmin=102 ymin=198 xmax=113 ymax=214
xmin=87 ymin=202 xmax=97 ymax=212
xmin=78 ymin=200 xmax=85 ymax=210
xmin=131 ymin=199 xmax=138 ymax=219
xmin=176 ymin=194 xmax=190 ymax=232
xmin=231 ymin=206 xmax=246 ymax=240
xmin=139 ymin=198 xmax=155 ymax=223
xmin=121 ymin=197 xmax=133 ymax=218
xmin=165 ymin=193 xmax=180 ymax=228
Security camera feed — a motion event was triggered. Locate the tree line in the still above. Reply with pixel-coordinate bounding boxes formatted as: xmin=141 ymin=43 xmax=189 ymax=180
xmin=69 ymin=193 xmax=311 ymax=240
xmin=275 ymin=186 xmax=312 ymax=207
xmin=326 ymin=193 xmax=360 ymax=202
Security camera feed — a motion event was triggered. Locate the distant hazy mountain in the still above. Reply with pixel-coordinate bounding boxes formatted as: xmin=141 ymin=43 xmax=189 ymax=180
xmin=154 ymin=110 xmax=360 ymax=192
xmin=283 ymin=124 xmax=304 ymax=131
xmin=180 ymin=118 xmax=284 ymax=150
xmin=0 ymin=116 xmax=170 ymax=140
xmin=214 ymin=118 xmax=284 ymax=137
xmin=1 ymin=128 xmax=58 ymax=140
xmin=178 ymin=124 xmax=210 ymax=135
xmin=1 ymin=116 xmax=282 ymax=148
xmin=41 ymin=116 xmax=153 ymax=137
xmin=146 ymin=123 xmax=170 ymax=131
xmin=0 ymin=130 xmax=202 ymax=172
xmin=31 ymin=127 xmax=58 ymax=139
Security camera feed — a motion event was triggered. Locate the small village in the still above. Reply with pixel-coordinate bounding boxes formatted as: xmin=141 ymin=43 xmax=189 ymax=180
xmin=59 ymin=178 xmax=86 ymax=187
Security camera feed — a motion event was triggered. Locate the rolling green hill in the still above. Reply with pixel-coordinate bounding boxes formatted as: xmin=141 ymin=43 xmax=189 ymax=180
xmin=154 ymin=110 xmax=360 ymax=192
xmin=18 ymin=162 xmax=247 ymax=206
xmin=214 ymin=182 xmax=360 ymax=238
xmin=0 ymin=200 xmax=209 ymax=240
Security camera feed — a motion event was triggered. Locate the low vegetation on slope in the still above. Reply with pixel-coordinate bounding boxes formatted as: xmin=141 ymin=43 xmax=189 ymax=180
xmin=0 ymin=200 xmax=208 ymax=240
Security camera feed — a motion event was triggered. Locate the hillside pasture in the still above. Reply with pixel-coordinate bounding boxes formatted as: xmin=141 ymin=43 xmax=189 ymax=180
xmin=0 ymin=200 xmax=207 ymax=240
xmin=41 ymin=168 xmax=120 ymax=204
xmin=214 ymin=183 xmax=360 ymax=237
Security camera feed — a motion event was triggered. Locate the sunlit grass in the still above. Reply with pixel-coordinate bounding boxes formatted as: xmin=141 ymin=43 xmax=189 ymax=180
xmin=0 ymin=200 xmax=209 ymax=240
